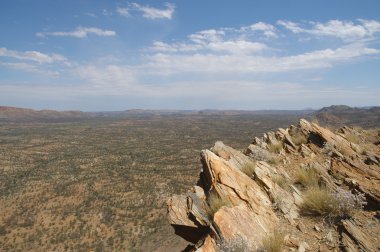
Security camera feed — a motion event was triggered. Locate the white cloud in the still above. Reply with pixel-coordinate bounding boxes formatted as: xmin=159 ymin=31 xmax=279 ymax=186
xmin=359 ymin=19 xmax=380 ymax=35
xmin=207 ymin=41 xmax=267 ymax=54
xmin=150 ymin=41 xmax=201 ymax=52
xmin=0 ymin=62 xmax=39 ymax=73
xmin=36 ymin=27 xmax=116 ymax=38
xmin=151 ymin=28 xmax=268 ymax=55
xmin=116 ymin=7 xmax=129 ymax=17
xmin=311 ymin=20 xmax=368 ymax=41
xmin=277 ymin=20 xmax=305 ymax=33
xmin=0 ymin=47 xmax=67 ymax=64
xmin=102 ymin=9 xmax=113 ymax=16
xmin=249 ymin=22 xmax=278 ymax=38
xmin=189 ymin=29 xmax=225 ymax=44
xmin=3 ymin=19 xmax=380 ymax=110
xmin=145 ymin=44 xmax=379 ymax=74
xmin=129 ymin=2 xmax=175 ymax=19
xmin=74 ymin=65 xmax=136 ymax=87
xmin=278 ymin=19 xmax=380 ymax=42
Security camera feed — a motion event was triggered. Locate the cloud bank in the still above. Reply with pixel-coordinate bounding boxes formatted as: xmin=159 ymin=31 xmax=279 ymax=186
xmin=36 ymin=27 xmax=116 ymax=38
xmin=2 ymin=19 xmax=380 ymax=109
xmin=117 ymin=2 xmax=175 ymax=19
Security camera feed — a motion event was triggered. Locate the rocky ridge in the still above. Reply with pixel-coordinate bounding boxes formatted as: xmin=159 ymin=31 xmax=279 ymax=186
xmin=167 ymin=119 xmax=380 ymax=251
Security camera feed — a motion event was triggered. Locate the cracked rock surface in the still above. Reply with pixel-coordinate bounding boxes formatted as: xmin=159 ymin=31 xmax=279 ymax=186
xmin=167 ymin=119 xmax=380 ymax=251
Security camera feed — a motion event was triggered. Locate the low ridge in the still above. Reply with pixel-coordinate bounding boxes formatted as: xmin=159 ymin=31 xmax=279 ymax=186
xmin=167 ymin=119 xmax=380 ymax=251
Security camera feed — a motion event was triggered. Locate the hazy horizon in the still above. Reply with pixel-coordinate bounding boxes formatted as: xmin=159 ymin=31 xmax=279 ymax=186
xmin=1 ymin=1 xmax=380 ymax=110
xmin=2 ymin=104 xmax=379 ymax=113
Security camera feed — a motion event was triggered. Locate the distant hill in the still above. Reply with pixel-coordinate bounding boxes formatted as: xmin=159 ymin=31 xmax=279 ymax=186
xmin=0 ymin=106 xmax=93 ymax=122
xmin=313 ymin=105 xmax=380 ymax=128
xmin=3 ymin=105 xmax=379 ymax=127
xmin=0 ymin=106 xmax=313 ymax=122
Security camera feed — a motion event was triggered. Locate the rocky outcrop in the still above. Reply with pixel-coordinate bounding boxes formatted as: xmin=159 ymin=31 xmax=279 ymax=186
xmin=167 ymin=119 xmax=380 ymax=251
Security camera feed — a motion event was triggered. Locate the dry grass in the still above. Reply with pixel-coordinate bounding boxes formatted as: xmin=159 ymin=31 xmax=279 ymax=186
xmin=300 ymin=187 xmax=366 ymax=218
xmin=362 ymin=128 xmax=380 ymax=144
xmin=359 ymin=143 xmax=372 ymax=155
xmin=241 ymin=161 xmax=256 ymax=178
xmin=335 ymin=142 xmax=351 ymax=156
xmin=261 ymin=229 xmax=284 ymax=252
xmin=345 ymin=133 xmax=361 ymax=144
xmin=217 ymin=236 xmax=252 ymax=252
xmin=207 ymin=193 xmax=230 ymax=218
xmin=295 ymin=167 xmax=319 ymax=188
xmin=301 ymin=187 xmax=335 ymax=216
xmin=311 ymin=118 xmax=320 ymax=125
xmin=273 ymin=175 xmax=291 ymax=191
xmin=248 ymin=146 xmax=279 ymax=164
xmin=268 ymin=142 xmax=283 ymax=154
xmin=291 ymin=132 xmax=308 ymax=146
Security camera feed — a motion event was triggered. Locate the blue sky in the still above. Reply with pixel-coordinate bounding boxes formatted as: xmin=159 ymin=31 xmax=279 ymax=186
xmin=0 ymin=0 xmax=379 ymax=111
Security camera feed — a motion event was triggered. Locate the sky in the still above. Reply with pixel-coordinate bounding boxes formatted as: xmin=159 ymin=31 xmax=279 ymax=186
xmin=0 ymin=0 xmax=379 ymax=111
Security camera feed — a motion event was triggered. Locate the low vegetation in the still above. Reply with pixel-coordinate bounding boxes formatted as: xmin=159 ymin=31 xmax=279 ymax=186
xmin=345 ymin=133 xmax=361 ymax=144
xmin=273 ymin=175 xmax=291 ymax=191
xmin=241 ymin=161 xmax=256 ymax=178
xmin=335 ymin=142 xmax=351 ymax=156
xmin=268 ymin=142 xmax=283 ymax=154
xmin=248 ymin=147 xmax=279 ymax=164
xmin=260 ymin=229 xmax=284 ymax=252
xmin=217 ymin=236 xmax=252 ymax=252
xmin=295 ymin=167 xmax=319 ymax=188
xmin=0 ymin=114 xmax=303 ymax=251
xmin=207 ymin=192 xmax=231 ymax=218
xmin=292 ymin=134 xmax=308 ymax=146
xmin=301 ymin=187 xmax=366 ymax=219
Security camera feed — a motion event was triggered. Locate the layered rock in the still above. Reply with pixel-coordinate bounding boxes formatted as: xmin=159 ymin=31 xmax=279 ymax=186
xmin=167 ymin=119 xmax=380 ymax=251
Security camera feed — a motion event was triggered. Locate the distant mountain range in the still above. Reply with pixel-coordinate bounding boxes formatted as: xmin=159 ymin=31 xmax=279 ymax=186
xmin=0 ymin=105 xmax=379 ymax=128
xmin=313 ymin=105 xmax=380 ymax=128
xmin=0 ymin=106 xmax=94 ymax=122
xmin=0 ymin=106 xmax=312 ymax=122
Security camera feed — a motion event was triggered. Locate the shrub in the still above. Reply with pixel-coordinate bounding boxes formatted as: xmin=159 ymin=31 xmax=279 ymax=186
xmin=323 ymin=141 xmax=351 ymax=156
xmin=361 ymin=128 xmax=380 ymax=144
xmin=207 ymin=192 xmax=230 ymax=218
xmin=301 ymin=187 xmax=366 ymax=218
xmin=217 ymin=236 xmax=252 ymax=252
xmin=295 ymin=167 xmax=319 ymax=188
xmin=241 ymin=161 xmax=256 ymax=178
xmin=322 ymin=142 xmax=335 ymax=155
xmin=330 ymin=188 xmax=367 ymax=217
xmin=260 ymin=229 xmax=284 ymax=252
xmin=268 ymin=142 xmax=283 ymax=154
xmin=335 ymin=142 xmax=351 ymax=156
xmin=273 ymin=175 xmax=291 ymax=191
xmin=248 ymin=147 xmax=278 ymax=164
xmin=311 ymin=118 xmax=319 ymax=125
xmin=291 ymin=133 xmax=308 ymax=146
xmin=301 ymin=187 xmax=334 ymax=216
xmin=345 ymin=133 xmax=361 ymax=144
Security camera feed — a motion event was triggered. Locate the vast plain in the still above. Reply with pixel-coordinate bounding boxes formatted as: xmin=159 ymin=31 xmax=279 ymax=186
xmin=0 ymin=112 xmax=307 ymax=251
